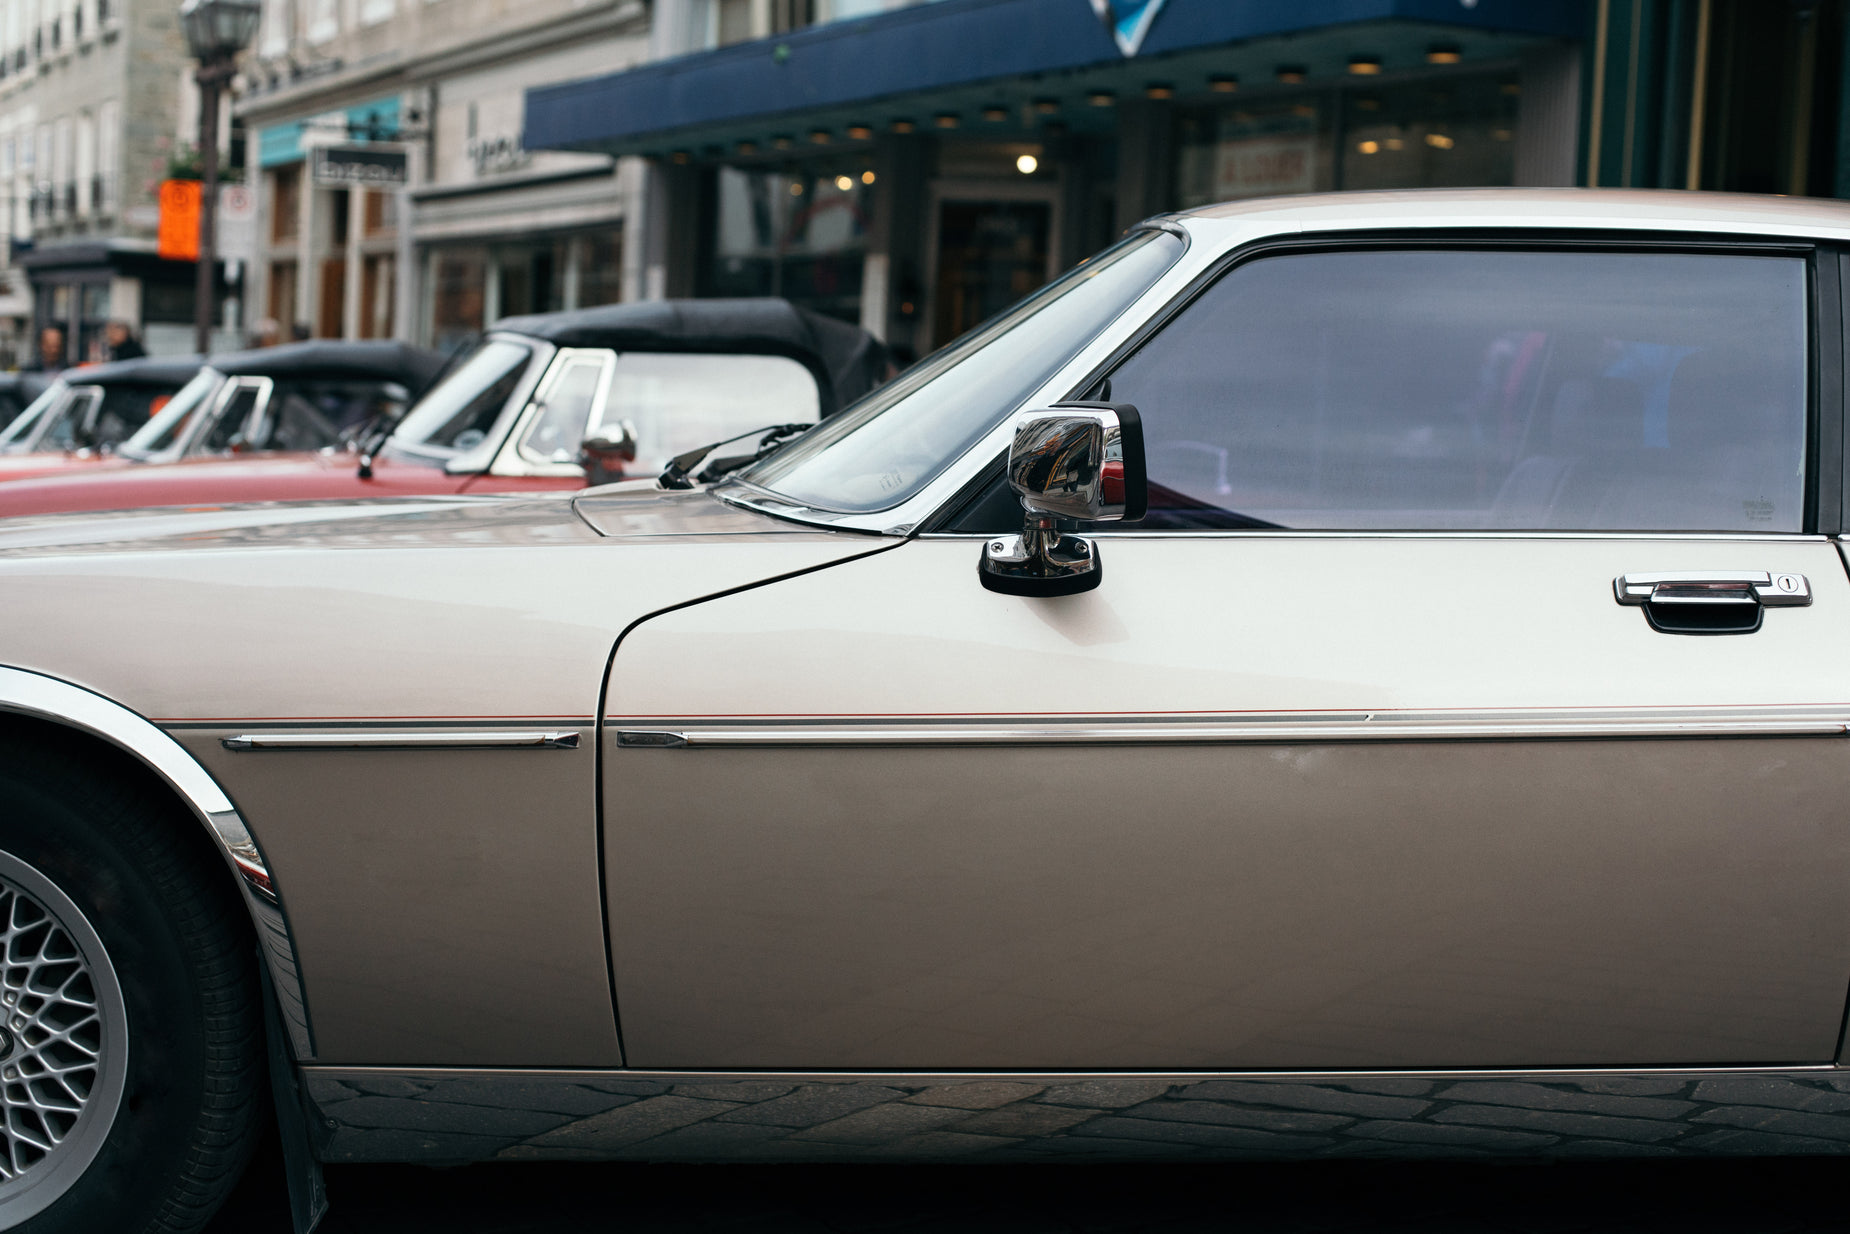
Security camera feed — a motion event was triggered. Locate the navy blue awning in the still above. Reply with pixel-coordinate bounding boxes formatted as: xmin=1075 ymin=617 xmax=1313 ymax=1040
xmin=526 ymin=0 xmax=1586 ymax=156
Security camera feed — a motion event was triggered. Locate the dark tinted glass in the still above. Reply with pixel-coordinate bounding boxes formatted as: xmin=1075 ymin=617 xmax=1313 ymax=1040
xmin=1106 ymin=250 xmax=1808 ymax=532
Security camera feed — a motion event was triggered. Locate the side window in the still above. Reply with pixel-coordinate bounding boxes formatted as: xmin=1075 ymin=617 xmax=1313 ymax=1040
xmin=200 ymin=384 xmax=264 ymax=454
xmin=1103 ymin=250 xmax=1809 ymax=532
xmin=602 ymin=352 xmax=820 ymax=475
xmin=518 ymin=357 xmax=610 ymax=464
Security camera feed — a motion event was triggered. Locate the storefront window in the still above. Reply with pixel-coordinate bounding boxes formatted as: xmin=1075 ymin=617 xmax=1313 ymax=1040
xmin=577 ymin=228 xmax=623 ymax=308
xmin=1175 ymin=70 xmax=1518 ymax=209
xmin=1341 ymin=74 xmax=1518 ymax=191
xmin=431 ymin=245 xmax=487 ymax=351
xmin=703 ymin=167 xmax=866 ymax=324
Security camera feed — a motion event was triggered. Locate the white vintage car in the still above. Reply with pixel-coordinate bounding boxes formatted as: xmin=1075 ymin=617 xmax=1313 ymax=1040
xmin=0 ymin=189 xmax=1847 ymax=1233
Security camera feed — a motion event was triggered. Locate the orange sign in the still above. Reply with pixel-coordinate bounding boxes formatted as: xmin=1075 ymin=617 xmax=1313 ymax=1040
xmin=157 ymin=179 xmax=201 ymax=261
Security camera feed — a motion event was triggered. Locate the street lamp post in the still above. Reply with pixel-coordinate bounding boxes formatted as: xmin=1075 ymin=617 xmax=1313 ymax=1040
xmin=179 ymin=0 xmax=260 ymax=356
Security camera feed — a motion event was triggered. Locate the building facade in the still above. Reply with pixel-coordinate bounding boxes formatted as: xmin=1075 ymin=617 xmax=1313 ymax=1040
xmin=237 ymin=0 xmax=648 ymax=349
xmin=0 ymin=0 xmax=211 ymax=364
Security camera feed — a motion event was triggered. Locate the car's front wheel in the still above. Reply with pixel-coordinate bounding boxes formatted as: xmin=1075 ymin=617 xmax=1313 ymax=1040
xmin=0 ymin=727 xmax=263 ymax=1233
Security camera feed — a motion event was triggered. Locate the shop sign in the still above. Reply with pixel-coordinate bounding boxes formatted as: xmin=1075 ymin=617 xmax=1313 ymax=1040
xmin=156 ymin=179 xmax=200 ymax=262
xmin=1092 ymin=0 xmax=1166 ymax=56
xmin=467 ymin=135 xmax=530 ymax=178
xmin=311 ymin=145 xmax=409 ymax=187
xmin=1213 ymin=135 xmax=1316 ymax=200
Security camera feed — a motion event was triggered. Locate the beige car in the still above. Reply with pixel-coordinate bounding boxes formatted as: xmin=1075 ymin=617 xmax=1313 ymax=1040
xmin=3 ymin=188 xmax=1850 ymax=1232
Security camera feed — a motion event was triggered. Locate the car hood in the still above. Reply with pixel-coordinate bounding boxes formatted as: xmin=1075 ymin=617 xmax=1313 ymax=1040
xmin=0 ymin=451 xmax=439 ymax=518
xmin=0 ymin=486 xmax=888 ymax=722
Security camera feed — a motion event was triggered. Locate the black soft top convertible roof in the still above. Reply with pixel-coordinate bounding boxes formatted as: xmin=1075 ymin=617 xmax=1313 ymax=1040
xmin=70 ymin=341 xmax=449 ymax=397
xmin=492 ymin=298 xmax=887 ymax=416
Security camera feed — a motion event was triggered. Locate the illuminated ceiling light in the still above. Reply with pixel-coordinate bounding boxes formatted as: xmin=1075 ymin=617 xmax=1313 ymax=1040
xmin=1354 ymin=97 xmax=1381 ymax=111
xmin=846 ymin=124 xmax=873 ymax=140
xmin=788 ymin=180 xmax=804 ymax=195
xmin=1501 ymin=81 xmax=1521 ymax=95
xmin=1275 ymin=65 xmax=1306 ymax=84
xmin=1291 ymin=103 xmax=1316 ymax=118
xmin=860 ymin=169 xmax=876 ymax=184
xmin=1347 ymin=56 xmax=1381 ymax=76
xmin=1425 ymin=132 xmax=1455 ymax=149
xmin=1356 ymin=140 xmax=1379 ymax=155
xmin=772 ymin=134 xmax=794 ymax=149
xmin=891 ymin=118 xmax=916 ymax=133
xmin=1492 ymin=128 xmax=1512 ymax=142
xmin=1088 ymin=89 xmax=1117 ymax=107
xmin=670 ymin=150 xmax=691 ymax=164
xmin=1016 ymin=153 xmax=1038 ymax=174
xmin=809 ymin=129 xmax=831 ymax=144
xmin=982 ymin=105 xmax=1009 ymax=122
xmin=1426 ymin=44 xmax=1462 ymax=65
xmin=735 ymin=140 xmax=758 ymax=155
xmin=1144 ymin=82 xmax=1175 ymax=100
xmin=934 ymin=112 xmax=960 ymax=128
xmin=1384 ymin=137 xmax=1404 ymax=150
xmin=1208 ymin=74 xmax=1238 ymax=93
xmin=1033 ymin=97 xmax=1060 ymax=114
xmin=834 ymin=174 xmax=853 ymax=191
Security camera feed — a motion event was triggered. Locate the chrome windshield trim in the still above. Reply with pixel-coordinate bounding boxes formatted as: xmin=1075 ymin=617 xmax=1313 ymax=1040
xmin=724 ymin=220 xmax=1211 ymax=536
xmin=613 ymin=706 xmax=1850 ymax=747
xmin=224 ymin=730 xmax=581 ymax=750
xmin=0 ymin=665 xmax=314 ymax=1059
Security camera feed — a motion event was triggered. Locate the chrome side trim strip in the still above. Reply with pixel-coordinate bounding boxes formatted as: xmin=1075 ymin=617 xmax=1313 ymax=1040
xmin=300 ymin=1064 xmax=1850 ymax=1164
xmin=0 ymin=665 xmax=314 ymax=1059
xmin=223 ymin=730 xmax=581 ymax=751
xmin=614 ymin=706 xmax=1850 ymax=748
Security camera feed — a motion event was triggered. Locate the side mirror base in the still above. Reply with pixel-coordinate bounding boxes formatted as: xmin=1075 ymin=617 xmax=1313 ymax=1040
xmin=978 ymin=530 xmax=1102 ymax=597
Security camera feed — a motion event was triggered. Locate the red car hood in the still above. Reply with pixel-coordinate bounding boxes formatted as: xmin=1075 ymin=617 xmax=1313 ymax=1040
xmin=0 ymin=451 xmax=483 ymax=518
xmin=0 ymin=452 xmax=125 ymax=482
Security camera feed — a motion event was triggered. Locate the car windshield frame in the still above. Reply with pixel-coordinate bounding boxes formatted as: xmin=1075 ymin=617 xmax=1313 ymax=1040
xmin=729 ymin=228 xmax=1188 ymax=518
xmin=116 ymin=370 xmax=225 ymax=463
xmin=384 ymin=336 xmax=544 ymax=468
xmin=0 ymin=380 xmax=70 ymax=453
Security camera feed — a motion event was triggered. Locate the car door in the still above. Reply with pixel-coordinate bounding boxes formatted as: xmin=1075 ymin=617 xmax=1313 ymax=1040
xmin=603 ymin=238 xmax=1850 ymax=1072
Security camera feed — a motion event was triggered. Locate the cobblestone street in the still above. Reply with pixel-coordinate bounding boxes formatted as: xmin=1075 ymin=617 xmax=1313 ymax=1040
xmin=206 ymin=1147 xmax=1850 ymax=1232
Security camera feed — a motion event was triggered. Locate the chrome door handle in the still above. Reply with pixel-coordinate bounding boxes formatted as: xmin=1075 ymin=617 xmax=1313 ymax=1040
xmin=1614 ymin=571 xmax=1810 ymax=636
xmin=1614 ymin=571 xmax=1812 ymax=606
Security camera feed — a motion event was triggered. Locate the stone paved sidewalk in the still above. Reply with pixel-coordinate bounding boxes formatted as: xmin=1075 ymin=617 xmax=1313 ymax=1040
xmin=208 ymin=1148 xmax=1850 ymax=1232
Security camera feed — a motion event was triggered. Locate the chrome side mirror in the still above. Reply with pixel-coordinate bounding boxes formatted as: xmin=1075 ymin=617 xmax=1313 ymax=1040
xmin=979 ymin=402 xmax=1145 ymax=597
xmin=579 ymin=418 xmax=639 ymax=486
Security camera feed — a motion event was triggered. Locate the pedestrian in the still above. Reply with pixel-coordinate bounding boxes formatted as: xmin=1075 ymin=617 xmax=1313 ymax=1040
xmin=102 ymin=320 xmax=145 ymax=362
xmin=29 ymin=325 xmax=64 ymax=373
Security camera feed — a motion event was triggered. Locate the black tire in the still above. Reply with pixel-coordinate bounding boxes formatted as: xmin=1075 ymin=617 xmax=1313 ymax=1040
xmin=0 ymin=724 xmax=263 ymax=1234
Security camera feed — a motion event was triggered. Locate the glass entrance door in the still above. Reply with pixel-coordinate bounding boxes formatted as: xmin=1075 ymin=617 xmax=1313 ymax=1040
xmin=931 ymin=198 xmax=1053 ymax=348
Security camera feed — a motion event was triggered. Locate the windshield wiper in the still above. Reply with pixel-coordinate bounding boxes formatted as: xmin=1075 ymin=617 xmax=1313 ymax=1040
xmin=659 ymin=423 xmax=810 ymax=490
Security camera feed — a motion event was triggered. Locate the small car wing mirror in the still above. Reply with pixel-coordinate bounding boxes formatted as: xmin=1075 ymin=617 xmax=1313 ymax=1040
xmin=580 ymin=418 xmax=639 ymax=486
xmin=980 ymin=402 xmax=1145 ymax=598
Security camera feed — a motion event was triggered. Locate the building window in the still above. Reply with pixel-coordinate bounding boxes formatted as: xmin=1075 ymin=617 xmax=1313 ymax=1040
xmin=702 ymin=167 xmax=866 ymax=324
xmin=429 ymin=245 xmax=487 ymax=351
xmin=269 ymin=163 xmax=300 ymax=242
xmin=576 ymin=228 xmax=623 ymax=308
xmin=1174 ymin=70 xmax=1518 ymax=210
xmin=267 ymin=260 xmax=297 ymax=328
xmin=714 ymin=0 xmax=752 ymax=45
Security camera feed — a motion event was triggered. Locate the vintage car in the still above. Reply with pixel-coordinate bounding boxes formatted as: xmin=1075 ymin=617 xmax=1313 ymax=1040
xmin=2 ymin=189 xmax=1850 ymax=1232
xmin=0 ymin=342 xmax=445 ymax=485
xmin=0 ymin=300 xmax=884 ymax=517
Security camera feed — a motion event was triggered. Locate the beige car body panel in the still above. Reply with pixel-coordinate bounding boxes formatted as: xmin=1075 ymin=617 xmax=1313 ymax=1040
xmin=0 ymin=489 xmax=886 ymax=1065
xmin=605 ymin=516 xmax=1850 ymax=1071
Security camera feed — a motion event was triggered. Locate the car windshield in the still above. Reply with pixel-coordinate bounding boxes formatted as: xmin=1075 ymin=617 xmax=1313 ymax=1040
xmin=117 ymin=371 xmax=221 ymax=462
xmin=0 ymin=381 xmax=66 ymax=452
xmin=737 ymin=229 xmax=1186 ymax=514
xmin=385 ymin=338 xmax=536 ymax=463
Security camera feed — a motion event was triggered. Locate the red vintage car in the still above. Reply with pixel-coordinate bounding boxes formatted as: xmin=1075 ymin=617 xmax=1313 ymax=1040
xmin=0 ymin=342 xmax=442 ymax=485
xmin=0 ymin=299 xmax=884 ymax=517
